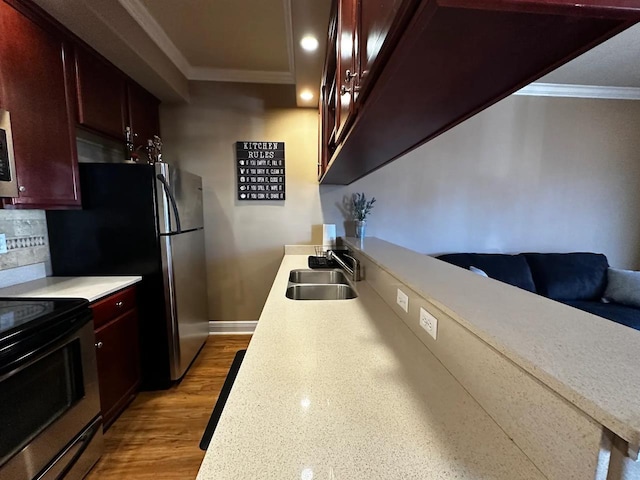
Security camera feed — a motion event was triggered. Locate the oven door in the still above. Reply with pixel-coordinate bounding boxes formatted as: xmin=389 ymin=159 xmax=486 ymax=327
xmin=0 ymin=314 xmax=102 ymax=480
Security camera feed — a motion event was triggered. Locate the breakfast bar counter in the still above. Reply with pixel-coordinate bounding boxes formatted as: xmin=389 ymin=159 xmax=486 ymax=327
xmin=196 ymin=252 xmax=547 ymax=479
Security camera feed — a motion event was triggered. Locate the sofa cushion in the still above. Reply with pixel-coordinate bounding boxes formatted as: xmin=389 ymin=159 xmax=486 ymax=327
xmin=524 ymin=253 xmax=608 ymax=301
xmin=469 ymin=266 xmax=488 ymax=277
xmin=562 ymin=300 xmax=640 ymax=331
xmin=603 ymin=268 xmax=640 ymax=309
xmin=436 ymin=253 xmax=536 ymax=292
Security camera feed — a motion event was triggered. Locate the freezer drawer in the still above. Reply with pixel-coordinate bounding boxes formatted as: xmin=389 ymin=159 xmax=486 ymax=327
xmin=160 ymin=228 xmax=209 ymax=380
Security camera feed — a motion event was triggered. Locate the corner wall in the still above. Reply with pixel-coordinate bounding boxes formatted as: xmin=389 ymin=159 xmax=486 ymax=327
xmin=320 ymin=96 xmax=640 ymax=269
xmin=160 ymin=82 xmax=323 ymax=321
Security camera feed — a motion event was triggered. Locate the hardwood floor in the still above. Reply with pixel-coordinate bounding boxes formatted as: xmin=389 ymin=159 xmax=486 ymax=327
xmin=87 ymin=335 xmax=251 ymax=480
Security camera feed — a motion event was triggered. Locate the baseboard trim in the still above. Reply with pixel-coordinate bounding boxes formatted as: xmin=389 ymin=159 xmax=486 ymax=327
xmin=209 ymin=321 xmax=257 ymax=335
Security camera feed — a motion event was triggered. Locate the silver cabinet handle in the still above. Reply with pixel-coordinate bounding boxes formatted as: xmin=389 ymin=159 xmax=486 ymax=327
xmin=345 ymin=69 xmax=357 ymax=83
xmin=115 ymin=301 xmax=123 ymax=307
xmin=18 ymin=185 xmax=25 ymax=192
xmin=95 ymin=341 xmax=103 ymax=349
xmin=340 ymin=85 xmax=351 ymax=96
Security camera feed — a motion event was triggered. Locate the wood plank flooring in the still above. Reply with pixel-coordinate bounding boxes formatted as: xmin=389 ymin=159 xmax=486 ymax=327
xmin=87 ymin=335 xmax=251 ymax=480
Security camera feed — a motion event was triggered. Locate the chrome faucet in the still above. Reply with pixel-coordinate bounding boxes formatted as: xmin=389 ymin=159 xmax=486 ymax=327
xmin=327 ymin=250 xmax=360 ymax=282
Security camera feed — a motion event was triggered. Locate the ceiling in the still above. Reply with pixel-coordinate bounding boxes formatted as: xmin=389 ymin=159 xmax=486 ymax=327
xmin=31 ymin=1 xmax=640 ymax=104
xmin=141 ymin=0 xmax=291 ymax=72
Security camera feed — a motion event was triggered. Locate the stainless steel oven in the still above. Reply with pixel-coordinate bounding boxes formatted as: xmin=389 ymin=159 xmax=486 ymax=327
xmin=0 ymin=298 xmax=103 ymax=480
xmin=0 ymin=109 xmax=18 ymax=198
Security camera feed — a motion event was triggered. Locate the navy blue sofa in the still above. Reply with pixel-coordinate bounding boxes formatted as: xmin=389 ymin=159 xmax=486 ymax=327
xmin=436 ymin=252 xmax=640 ymax=332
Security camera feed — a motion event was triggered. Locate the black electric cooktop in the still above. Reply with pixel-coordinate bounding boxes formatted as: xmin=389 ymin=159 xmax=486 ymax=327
xmin=0 ymin=298 xmax=89 ymax=345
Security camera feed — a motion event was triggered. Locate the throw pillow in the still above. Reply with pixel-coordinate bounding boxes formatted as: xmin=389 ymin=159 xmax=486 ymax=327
xmin=603 ymin=268 xmax=640 ymax=308
xmin=469 ymin=266 xmax=489 ymax=277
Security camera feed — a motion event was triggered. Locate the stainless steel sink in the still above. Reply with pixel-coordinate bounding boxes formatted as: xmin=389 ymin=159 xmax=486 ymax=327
xmin=285 ymin=284 xmax=357 ymax=300
xmin=288 ymin=269 xmax=349 ymax=285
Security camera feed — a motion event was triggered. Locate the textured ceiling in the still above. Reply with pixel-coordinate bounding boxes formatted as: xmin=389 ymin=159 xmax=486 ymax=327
xmin=141 ymin=0 xmax=290 ymax=71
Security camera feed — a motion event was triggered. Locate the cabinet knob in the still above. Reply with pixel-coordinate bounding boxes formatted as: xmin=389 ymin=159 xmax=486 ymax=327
xmin=115 ymin=301 xmax=124 ymax=308
xmin=95 ymin=341 xmax=103 ymax=349
xmin=18 ymin=185 xmax=26 ymax=192
xmin=340 ymin=85 xmax=351 ymax=96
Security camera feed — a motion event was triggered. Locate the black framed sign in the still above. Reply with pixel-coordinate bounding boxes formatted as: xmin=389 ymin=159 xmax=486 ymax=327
xmin=236 ymin=141 xmax=285 ymax=201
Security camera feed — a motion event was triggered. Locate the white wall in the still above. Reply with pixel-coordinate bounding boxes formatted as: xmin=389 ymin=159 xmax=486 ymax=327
xmin=320 ymin=96 xmax=640 ymax=269
xmin=161 ymin=82 xmax=323 ymax=321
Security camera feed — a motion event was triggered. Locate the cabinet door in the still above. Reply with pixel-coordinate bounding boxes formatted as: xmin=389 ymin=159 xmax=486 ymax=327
xmin=334 ymin=0 xmax=357 ymax=143
xmin=75 ymin=46 xmax=127 ymax=140
xmin=127 ymin=82 xmax=160 ymax=147
xmin=358 ymin=0 xmax=413 ymax=97
xmin=0 ymin=1 xmax=80 ymax=208
xmin=94 ymin=309 xmax=140 ymax=429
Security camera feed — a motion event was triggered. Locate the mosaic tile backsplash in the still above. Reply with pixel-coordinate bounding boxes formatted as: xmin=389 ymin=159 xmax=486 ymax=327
xmin=0 ymin=210 xmax=50 ymax=271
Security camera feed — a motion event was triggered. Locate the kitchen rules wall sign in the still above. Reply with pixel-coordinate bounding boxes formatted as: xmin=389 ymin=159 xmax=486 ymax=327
xmin=236 ymin=141 xmax=285 ymax=201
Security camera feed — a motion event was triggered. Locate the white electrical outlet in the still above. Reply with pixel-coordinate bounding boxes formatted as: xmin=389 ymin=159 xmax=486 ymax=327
xmin=420 ymin=307 xmax=438 ymax=340
xmin=396 ymin=288 xmax=409 ymax=312
xmin=0 ymin=234 xmax=6 ymax=254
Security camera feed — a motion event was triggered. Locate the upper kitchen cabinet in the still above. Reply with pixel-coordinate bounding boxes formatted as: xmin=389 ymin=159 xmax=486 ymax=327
xmin=356 ymin=0 xmax=418 ymax=100
xmin=0 ymin=0 xmax=80 ymax=208
xmin=334 ymin=0 xmax=357 ymax=143
xmin=75 ymin=46 xmax=160 ymax=148
xmin=319 ymin=12 xmax=337 ymax=177
xmin=75 ymin=46 xmax=127 ymax=140
xmin=127 ymin=82 xmax=161 ymax=147
xmin=320 ymin=0 xmax=640 ymax=185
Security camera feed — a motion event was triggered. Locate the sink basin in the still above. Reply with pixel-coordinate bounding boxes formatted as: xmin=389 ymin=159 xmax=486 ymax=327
xmin=285 ymin=284 xmax=357 ymax=300
xmin=288 ymin=269 xmax=349 ymax=285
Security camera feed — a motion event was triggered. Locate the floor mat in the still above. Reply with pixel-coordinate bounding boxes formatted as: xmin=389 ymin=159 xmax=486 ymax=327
xmin=199 ymin=349 xmax=246 ymax=451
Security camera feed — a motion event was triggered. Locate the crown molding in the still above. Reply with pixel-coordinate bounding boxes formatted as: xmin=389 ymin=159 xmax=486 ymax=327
xmin=514 ymin=82 xmax=640 ymax=100
xmin=118 ymin=0 xmax=295 ymax=85
xmin=189 ymin=67 xmax=295 ymax=84
xmin=283 ymin=0 xmax=295 ymax=74
xmin=118 ymin=0 xmax=190 ymax=76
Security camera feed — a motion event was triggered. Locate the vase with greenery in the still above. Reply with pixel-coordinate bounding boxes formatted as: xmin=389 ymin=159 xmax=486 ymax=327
xmin=352 ymin=192 xmax=376 ymax=238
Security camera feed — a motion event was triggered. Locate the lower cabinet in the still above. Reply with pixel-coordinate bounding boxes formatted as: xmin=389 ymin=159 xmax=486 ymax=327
xmin=92 ymin=287 xmax=140 ymax=430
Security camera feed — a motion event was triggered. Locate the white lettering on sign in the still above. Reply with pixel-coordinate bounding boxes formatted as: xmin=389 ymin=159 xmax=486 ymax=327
xmin=237 ymin=141 xmax=285 ymax=201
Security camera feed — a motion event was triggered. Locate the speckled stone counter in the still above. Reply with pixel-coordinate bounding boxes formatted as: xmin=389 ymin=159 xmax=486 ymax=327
xmin=344 ymin=237 xmax=640 ymax=455
xmin=196 ymin=254 xmax=546 ymax=479
xmin=0 ymin=276 xmax=141 ymax=302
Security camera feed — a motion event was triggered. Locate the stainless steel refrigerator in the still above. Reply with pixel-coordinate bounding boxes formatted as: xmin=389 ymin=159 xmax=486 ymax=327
xmin=47 ymin=162 xmax=210 ymax=388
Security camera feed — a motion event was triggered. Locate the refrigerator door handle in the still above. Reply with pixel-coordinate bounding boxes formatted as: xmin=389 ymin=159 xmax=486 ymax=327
xmin=156 ymin=173 xmax=182 ymax=234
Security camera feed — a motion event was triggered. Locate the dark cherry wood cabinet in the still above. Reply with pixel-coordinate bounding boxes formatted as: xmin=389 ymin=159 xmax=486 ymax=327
xmin=319 ymin=8 xmax=338 ymax=177
xmin=357 ymin=0 xmax=418 ymax=101
xmin=75 ymin=46 xmax=127 ymax=140
xmin=92 ymin=286 xmax=140 ymax=431
xmin=0 ymin=0 xmax=161 ymax=208
xmin=0 ymin=0 xmax=80 ymax=209
xmin=127 ymin=82 xmax=161 ymax=147
xmin=335 ymin=0 xmax=357 ymax=143
xmin=319 ymin=0 xmax=640 ymax=184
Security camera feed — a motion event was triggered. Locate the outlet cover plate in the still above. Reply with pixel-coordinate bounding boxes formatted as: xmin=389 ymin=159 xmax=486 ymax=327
xmin=396 ymin=288 xmax=409 ymax=312
xmin=420 ymin=307 xmax=438 ymax=340
xmin=0 ymin=234 xmax=6 ymax=254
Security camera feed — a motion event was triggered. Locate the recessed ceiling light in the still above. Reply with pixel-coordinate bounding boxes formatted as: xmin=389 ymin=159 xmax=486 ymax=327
xmin=300 ymin=35 xmax=319 ymax=52
xmin=300 ymin=90 xmax=314 ymax=101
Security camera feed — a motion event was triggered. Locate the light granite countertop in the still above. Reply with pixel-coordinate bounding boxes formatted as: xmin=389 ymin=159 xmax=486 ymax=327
xmin=344 ymin=237 xmax=640 ymax=453
xmin=0 ymin=276 xmax=142 ymax=303
xmin=197 ymin=254 xmax=546 ymax=479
